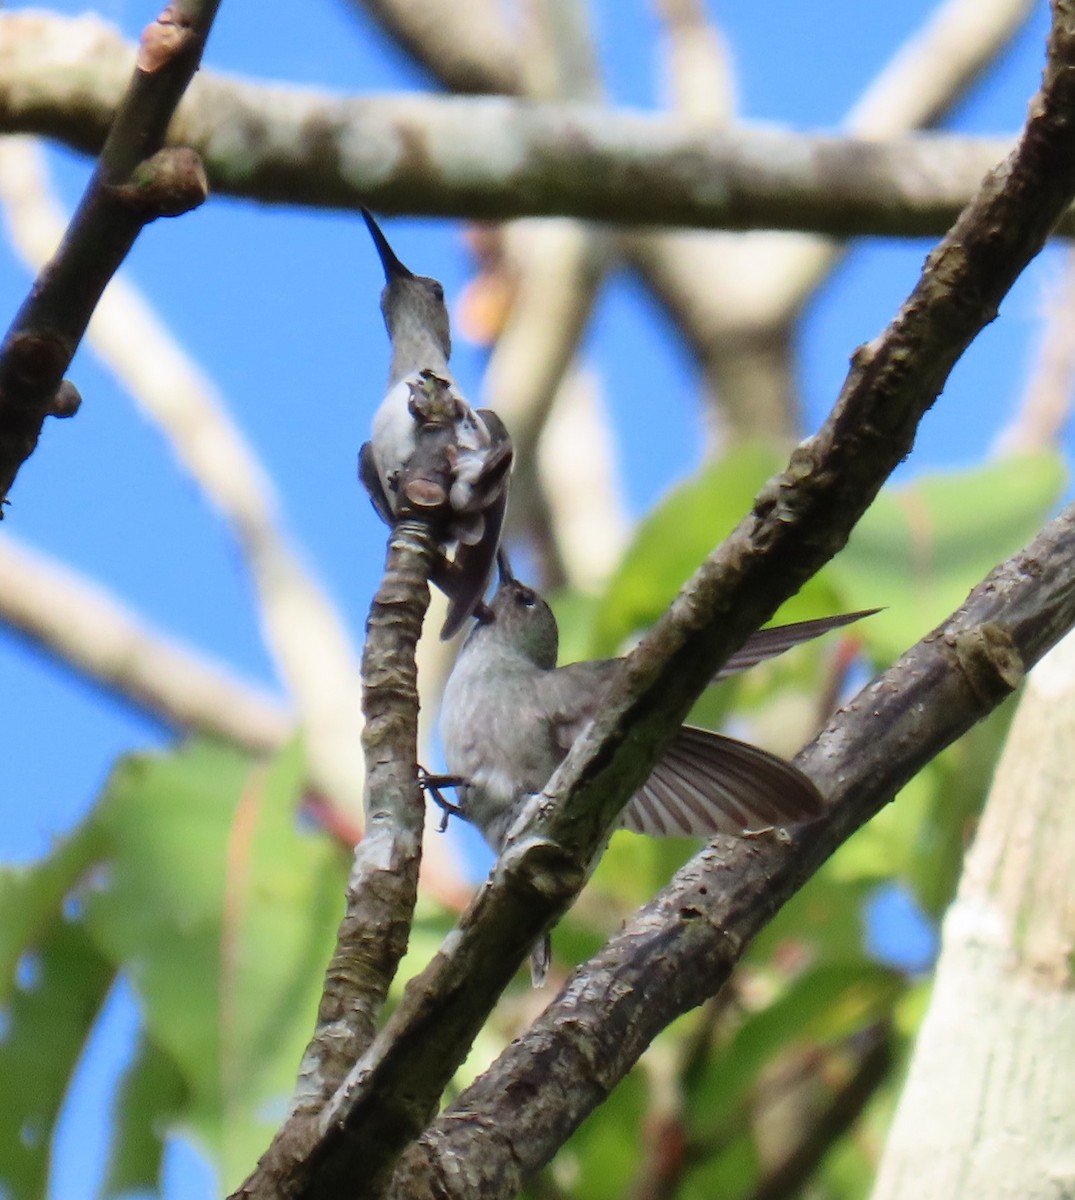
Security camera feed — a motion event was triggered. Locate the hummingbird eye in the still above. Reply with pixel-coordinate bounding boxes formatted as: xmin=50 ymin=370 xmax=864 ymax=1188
xmin=515 ymin=588 xmax=537 ymax=609
xmin=430 ymin=281 xmax=445 ymax=303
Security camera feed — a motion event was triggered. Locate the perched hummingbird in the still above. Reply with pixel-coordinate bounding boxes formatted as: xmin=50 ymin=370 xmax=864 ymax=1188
xmin=358 ymin=209 xmax=513 ymax=638
xmin=439 ymin=556 xmax=874 ymax=984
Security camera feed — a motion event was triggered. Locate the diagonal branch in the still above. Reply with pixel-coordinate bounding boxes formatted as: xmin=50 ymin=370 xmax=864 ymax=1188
xmin=0 ymin=531 xmax=291 ymax=752
xmin=0 ymin=13 xmax=1047 ymax=237
xmin=347 ymin=0 xmax=520 ymax=95
xmin=0 ymin=0 xmax=221 ymax=506
xmin=240 ymin=6 xmax=1075 ymax=1196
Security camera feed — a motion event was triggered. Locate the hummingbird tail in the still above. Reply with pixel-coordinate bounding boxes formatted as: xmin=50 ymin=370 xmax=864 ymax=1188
xmin=530 ymin=934 xmax=552 ymax=988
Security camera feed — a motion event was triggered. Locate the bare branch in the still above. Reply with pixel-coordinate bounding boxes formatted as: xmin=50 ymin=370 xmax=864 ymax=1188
xmin=628 ymin=0 xmax=1037 ymax=444
xmin=0 ymin=531 xmax=291 ymax=751
xmin=536 ymin=368 xmax=631 ymax=592
xmin=652 ymin=0 xmax=737 ymax=122
xmin=0 ymin=0 xmax=220 ymax=506
xmin=742 ymin=1026 xmax=894 ymax=1200
xmin=347 ymin=0 xmax=521 ymax=95
xmin=847 ymin=0 xmax=1037 ymax=134
xmin=0 ymin=12 xmax=1039 ymax=237
xmin=237 ymin=519 xmax=438 ymax=1194
xmin=995 ymin=244 xmax=1075 ymax=452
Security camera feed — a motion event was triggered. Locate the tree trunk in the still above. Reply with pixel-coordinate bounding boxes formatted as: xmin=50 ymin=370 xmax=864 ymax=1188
xmin=871 ymin=630 xmax=1075 ymax=1199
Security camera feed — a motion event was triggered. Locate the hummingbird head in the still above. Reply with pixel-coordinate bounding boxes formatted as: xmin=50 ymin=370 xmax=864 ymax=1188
xmin=469 ymin=555 xmax=558 ymax=668
xmin=481 ymin=577 xmax=560 ymax=670
xmin=362 ymin=209 xmax=451 ymax=363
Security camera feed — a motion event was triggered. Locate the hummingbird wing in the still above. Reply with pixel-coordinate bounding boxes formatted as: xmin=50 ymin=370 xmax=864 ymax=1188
xmin=440 ymin=486 xmax=509 ymax=640
xmin=450 ymin=409 xmax=514 ymax=517
xmin=716 ymin=610 xmax=878 ymax=680
xmin=622 ymin=726 xmax=823 ymax=837
xmin=358 ymin=441 xmax=395 ymax=527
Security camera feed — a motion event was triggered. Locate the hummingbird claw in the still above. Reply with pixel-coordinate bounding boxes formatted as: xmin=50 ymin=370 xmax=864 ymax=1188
xmin=417 ymin=768 xmax=469 ymax=831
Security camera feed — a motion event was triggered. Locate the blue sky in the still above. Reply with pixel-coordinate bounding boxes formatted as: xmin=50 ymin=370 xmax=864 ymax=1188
xmin=0 ymin=1 xmax=1061 ymax=1195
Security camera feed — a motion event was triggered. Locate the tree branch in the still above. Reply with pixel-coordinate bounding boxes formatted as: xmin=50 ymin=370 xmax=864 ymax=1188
xmin=237 ymin=518 xmax=437 ymax=1194
xmin=742 ymin=1026 xmax=894 ymax=1200
xmin=0 ymin=12 xmax=1044 ymax=237
xmin=347 ymin=0 xmax=520 ymax=95
xmin=237 ymin=5 xmax=1075 ymax=1195
xmin=628 ymin=0 xmax=1037 ymax=445
xmin=0 ymin=531 xmax=291 ymax=752
xmin=0 ymin=0 xmax=220 ymax=506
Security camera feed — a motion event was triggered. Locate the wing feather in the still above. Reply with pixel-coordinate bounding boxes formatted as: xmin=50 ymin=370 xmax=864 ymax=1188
xmin=716 ymin=610 xmax=877 ymax=680
xmin=621 ymin=726 xmax=823 ymax=838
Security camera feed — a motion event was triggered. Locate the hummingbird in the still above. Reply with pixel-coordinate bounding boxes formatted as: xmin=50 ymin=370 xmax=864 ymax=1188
xmin=358 ymin=209 xmax=513 ymax=638
xmin=438 ymin=555 xmax=874 ymax=984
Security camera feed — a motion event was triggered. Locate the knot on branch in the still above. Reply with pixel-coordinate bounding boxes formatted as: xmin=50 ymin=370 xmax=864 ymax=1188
xmin=47 ymin=380 xmax=82 ymax=419
xmin=109 ymin=147 xmax=209 ymax=219
xmin=1 ymin=331 xmax=72 ymax=393
xmin=949 ymin=622 xmax=1025 ymax=703
xmin=499 ymin=836 xmax=586 ymax=903
xmin=137 ymin=4 xmax=200 ymax=73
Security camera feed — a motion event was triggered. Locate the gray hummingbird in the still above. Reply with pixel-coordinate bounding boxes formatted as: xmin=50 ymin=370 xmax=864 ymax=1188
xmin=438 ymin=556 xmax=874 ymax=984
xmin=358 ymin=209 xmax=513 ymax=638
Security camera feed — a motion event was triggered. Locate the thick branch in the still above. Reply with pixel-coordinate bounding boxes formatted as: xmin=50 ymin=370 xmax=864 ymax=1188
xmin=237 ymin=518 xmax=437 ymax=1194
xmin=391 ymin=477 xmax=1075 ymax=1198
xmin=250 ymin=6 xmax=1075 ymax=1196
xmin=0 ymin=13 xmax=1042 ymax=236
xmin=0 ymin=1 xmax=219 ymax=506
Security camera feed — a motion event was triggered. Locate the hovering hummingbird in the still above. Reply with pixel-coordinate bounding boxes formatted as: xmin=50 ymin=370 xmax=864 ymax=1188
xmin=438 ymin=556 xmax=874 ymax=984
xmin=358 ymin=209 xmax=513 ymax=638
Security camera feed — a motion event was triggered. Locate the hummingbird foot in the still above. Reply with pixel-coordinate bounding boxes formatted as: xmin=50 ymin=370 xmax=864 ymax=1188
xmin=417 ymin=768 xmax=468 ymax=832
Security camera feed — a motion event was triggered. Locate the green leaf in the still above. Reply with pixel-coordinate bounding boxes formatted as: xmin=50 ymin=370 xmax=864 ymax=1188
xmin=588 ymin=445 xmax=784 ymax=655
xmin=830 ymin=452 xmax=1065 ymax=660
xmin=83 ymin=738 xmax=348 ymax=1190
xmin=0 ymin=823 xmax=105 ymax=1005
xmin=100 ymin=1033 xmax=188 ymax=1199
xmin=0 ymin=918 xmax=114 ymax=1200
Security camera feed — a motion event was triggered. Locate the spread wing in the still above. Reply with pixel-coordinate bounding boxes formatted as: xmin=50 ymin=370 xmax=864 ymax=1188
xmin=358 ymin=441 xmax=395 ymax=526
xmin=621 ymin=725 xmax=823 ymax=838
xmin=717 ymin=610 xmax=877 ymax=680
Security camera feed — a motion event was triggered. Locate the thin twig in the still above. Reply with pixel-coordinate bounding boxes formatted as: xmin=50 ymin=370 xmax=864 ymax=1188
xmin=742 ymin=1026 xmax=893 ymax=1200
xmin=0 ymin=0 xmax=220 ymax=505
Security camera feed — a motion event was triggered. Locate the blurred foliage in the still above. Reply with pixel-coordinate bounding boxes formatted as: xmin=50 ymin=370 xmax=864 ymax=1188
xmin=0 ymin=445 xmax=1063 ymax=1198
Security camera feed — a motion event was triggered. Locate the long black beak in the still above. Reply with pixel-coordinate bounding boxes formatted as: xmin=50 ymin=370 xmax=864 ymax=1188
xmin=496 ymin=548 xmax=514 ymax=585
xmin=361 ymin=208 xmax=414 ymax=282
